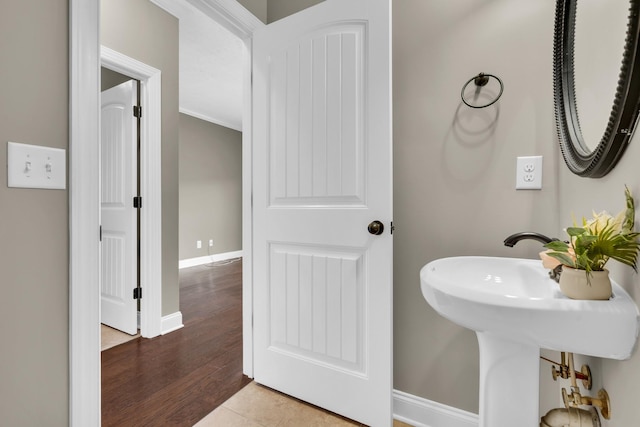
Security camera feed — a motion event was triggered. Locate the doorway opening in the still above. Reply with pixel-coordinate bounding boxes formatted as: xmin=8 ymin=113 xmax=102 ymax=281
xmin=70 ymin=1 xmax=258 ymax=424
xmin=100 ymin=47 xmax=248 ymax=425
xmin=101 ymin=46 xmax=164 ymax=338
xmin=100 ymin=70 xmax=141 ymax=337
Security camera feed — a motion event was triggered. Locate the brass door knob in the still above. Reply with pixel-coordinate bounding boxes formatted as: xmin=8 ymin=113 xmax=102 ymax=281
xmin=368 ymin=220 xmax=384 ymax=235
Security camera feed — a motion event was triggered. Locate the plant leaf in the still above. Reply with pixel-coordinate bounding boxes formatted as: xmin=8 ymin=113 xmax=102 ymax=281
xmin=623 ymin=185 xmax=636 ymax=233
xmin=556 ymin=187 xmax=639 ymax=274
xmin=546 ymin=251 xmax=576 ymax=268
xmin=567 ymin=227 xmax=587 ymax=237
xmin=544 ymin=241 xmax=569 ymax=251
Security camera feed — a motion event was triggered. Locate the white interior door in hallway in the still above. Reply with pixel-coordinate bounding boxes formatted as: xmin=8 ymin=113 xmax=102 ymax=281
xmin=251 ymin=0 xmax=393 ymax=425
xmin=100 ymin=80 xmax=139 ymax=335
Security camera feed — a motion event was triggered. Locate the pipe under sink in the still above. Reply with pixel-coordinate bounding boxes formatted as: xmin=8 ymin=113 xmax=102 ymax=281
xmin=540 ymin=407 xmax=600 ymax=427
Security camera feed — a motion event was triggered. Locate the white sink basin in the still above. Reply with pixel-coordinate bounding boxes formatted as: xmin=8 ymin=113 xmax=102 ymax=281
xmin=420 ymin=256 xmax=639 ymax=427
xmin=420 ymin=256 xmax=639 ymax=358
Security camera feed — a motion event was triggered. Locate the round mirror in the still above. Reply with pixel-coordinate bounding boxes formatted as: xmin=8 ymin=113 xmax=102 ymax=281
xmin=574 ymin=0 xmax=627 ymax=150
xmin=553 ymin=0 xmax=640 ymax=177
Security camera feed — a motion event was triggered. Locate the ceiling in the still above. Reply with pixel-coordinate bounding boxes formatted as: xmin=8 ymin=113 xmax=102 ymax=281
xmin=151 ymin=0 xmax=245 ymax=131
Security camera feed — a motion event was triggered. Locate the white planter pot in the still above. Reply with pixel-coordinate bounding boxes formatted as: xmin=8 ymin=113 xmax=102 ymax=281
xmin=559 ymin=267 xmax=612 ymax=300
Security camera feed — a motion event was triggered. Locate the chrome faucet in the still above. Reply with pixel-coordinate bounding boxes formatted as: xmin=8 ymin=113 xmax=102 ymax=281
xmin=503 ymin=232 xmax=563 ymax=282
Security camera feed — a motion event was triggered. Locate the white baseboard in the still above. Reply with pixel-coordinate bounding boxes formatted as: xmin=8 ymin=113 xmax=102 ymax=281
xmin=179 ymin=250 xmax=243 ymax=269
xmin=393 ymin=390 xmax=478 ymax=427
xmin=161 ymin=311 xmax=184 ymax=335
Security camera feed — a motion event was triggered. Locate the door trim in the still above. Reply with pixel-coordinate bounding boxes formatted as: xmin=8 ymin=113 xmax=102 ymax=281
xmin=241 ymin=37 xmax=255 ymax=378
xmin=101 ymin=46 xmax=163 ymax=339
xmin=69 ymin=1 xmax=261 ymax=425
xmin=69 ymin=1 xmax=100 ymax=424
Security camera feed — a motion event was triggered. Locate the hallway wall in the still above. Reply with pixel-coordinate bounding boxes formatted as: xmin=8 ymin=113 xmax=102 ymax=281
xmin=0 ymin=0 xmax=69 ymax=425
xmin=101 ymin=67 xmax=131 ymax=90
xmin=266 ymin=0 xmax=323 ymax=23
xmin=179 ymin=114 xmax=242 ymax=260
xmin=101 ymin=0 xmax=180 ymax=316
xmin=237 ymin=0 xmax=267 ymax=23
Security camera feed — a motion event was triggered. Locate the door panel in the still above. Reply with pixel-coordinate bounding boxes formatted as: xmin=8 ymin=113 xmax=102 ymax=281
xmin=269 ymin=23 xmax=365 ymax=205
xmin=252 ymin=1 xmax=392 ymax=425
xmin=100 ymin=80 xmax=138 ymax=335
xmin=268 ymin=243 xmax=365 ymax=373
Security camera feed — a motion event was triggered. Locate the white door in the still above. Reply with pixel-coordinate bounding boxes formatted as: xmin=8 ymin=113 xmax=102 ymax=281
xmin=100 ymin=80 xmax=138 ymax=335
xmin=252 ymin=1 xmax=393 ymax=425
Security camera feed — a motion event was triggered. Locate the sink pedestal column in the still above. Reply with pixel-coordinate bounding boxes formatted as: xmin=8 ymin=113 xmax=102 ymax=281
xmin=477 ymin=332 xmax=540 ymax=427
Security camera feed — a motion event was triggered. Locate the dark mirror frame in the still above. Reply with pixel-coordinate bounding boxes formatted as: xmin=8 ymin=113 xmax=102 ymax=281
xmin=554 ymin=0 xmax=640 ymax=178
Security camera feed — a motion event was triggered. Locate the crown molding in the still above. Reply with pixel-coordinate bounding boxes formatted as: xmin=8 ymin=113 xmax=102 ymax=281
xmin=151 ymin=0 xmax=265 ymax=39
xmin=187 ymin=0 xmax=265 ymax=38
xmin=180 ymin=107 xmax=242 ymax=131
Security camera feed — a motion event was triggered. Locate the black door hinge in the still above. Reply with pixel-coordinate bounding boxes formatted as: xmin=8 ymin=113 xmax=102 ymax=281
xmin=99 ymin=225 xmax=102 ymax=242
xmin=133 ymin=288 xmax=142 ymax=300
xmin=133 ymin=196 xmax=142 ymax=208
xmin=133 ymin=105 xmax=142 ymax=118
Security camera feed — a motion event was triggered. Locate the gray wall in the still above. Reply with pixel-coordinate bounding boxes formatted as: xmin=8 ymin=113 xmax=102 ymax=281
xmin=267 ymin=0 xmax=323 ymax=23
xmin=395 ymin=2 xmax=640 ymax=425
xmin=393 ymin=0 xmax=561 ymax=413
xmin=237 ymin=0 xmax=267 ymax=23
xmin=101 ymin=67 xmax=132 ymax=91
xmin=0 ymin=0 xmax=69 ymax=425
xmin=179 ymin=114 xmax=242 ymax=260
xmin=102 ymin=0 xmax=180 ymax=316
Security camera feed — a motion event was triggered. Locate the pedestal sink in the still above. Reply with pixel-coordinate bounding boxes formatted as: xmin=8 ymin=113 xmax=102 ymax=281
xmin=420 ymin=256 xmax=639 ymax=427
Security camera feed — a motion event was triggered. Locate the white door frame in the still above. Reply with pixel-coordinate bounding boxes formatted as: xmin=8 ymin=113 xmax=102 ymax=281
xmin=150 ymin=0 xmax=263 ymax=381
xmin=101 ymin=46 xmax=163 ymax=339
xmin=69 ymin=1 xmax=262 ymax=424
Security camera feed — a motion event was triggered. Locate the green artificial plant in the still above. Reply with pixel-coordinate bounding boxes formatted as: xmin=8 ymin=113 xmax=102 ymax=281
xmin=544 ymin=186 xmax=640 ymax=283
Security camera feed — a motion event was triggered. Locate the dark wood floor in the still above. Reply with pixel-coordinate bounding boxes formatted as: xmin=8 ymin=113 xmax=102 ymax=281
xmin=102 ymin=258 xmax=251 ymax=426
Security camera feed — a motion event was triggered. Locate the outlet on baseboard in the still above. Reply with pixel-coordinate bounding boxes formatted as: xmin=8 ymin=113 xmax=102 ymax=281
xmin=196 ymin=240 xmax=202 ymax=249
xmin=209 ymin=239 xmax=214 ymax=247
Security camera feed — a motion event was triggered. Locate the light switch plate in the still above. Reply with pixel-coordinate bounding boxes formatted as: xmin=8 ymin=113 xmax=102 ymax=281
xmin=7 ymin=141 xmax=66 ymax=189
xmin=516 ymin=155 xmax=543 ymax=190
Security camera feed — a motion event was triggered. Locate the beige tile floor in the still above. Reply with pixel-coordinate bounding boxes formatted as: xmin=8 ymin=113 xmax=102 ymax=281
xmin=100 ymin=324 xmax=139 ymax=351
xmin=195 ymin=382 xmax=413 ymax=427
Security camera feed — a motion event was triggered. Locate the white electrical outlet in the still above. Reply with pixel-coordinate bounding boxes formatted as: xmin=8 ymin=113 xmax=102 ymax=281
xmin=516 ymin=156 xmax=543 ymax=190
xmin=197 ymin=240 xmax=202 ymax=249
xmin=209 ymin=239 xmax=214 ymax=247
